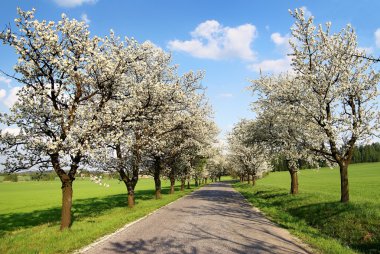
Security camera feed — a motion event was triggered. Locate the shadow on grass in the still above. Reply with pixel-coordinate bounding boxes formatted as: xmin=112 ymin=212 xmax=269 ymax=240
xmin=237 ymin=183 xmax=380 ymax=253
xmin=0 ymin=185 xmax=185 ymax=237
xmin=288 ymin=201 xmax=380 ymax=253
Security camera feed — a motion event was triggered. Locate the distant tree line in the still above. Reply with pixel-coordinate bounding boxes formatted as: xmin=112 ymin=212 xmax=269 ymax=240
xmin=271 ymin=142 xmax=380 ymax=171
xmin=351 ymin=142 xmax=380 ymax=163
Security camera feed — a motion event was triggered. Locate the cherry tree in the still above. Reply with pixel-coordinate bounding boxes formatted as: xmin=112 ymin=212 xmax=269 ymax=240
xmin=289 ymin=9 xmax=380 ymax=202
xmin=0 ymin=9 xmax=133 ymax=229
xmin=251 ymin=9 xmax=380 ymax=202
xmin=87 ymin=41 xmax=184 ymax=206
xmin=227 ymin=119 xmax=272 ymax=185
xmin=249 ymin=76 xmax=323 ymax=193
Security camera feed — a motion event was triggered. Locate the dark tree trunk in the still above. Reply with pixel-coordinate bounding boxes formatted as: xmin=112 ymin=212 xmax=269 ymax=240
xmin=289 ymin=169 xmax=299 ymax=194
xmin=247 ymin=174 xmax=250 ymax=184
xmin=170 ymin=174 xmax=175 ymax=194
xmin=195 ymin=177 xmax=199 ymax=186
xmin=205 ymin=177 xmax=207 ymax=184
xmin=252 ymin=175 xmax=256 ymax=186
xmin=187 ymin=175 xmax=191 ymax=189
xmin=219 ymin=175 xmax=221 ymax=181
xmin=61 ymin=178 xmax=73 ymax=230
xmin=154 ymin=156 xmax=162 ymax=199
xmin=51 ymin=153 xmax=78 ymax=230
xmin=117 ymin=144 xmax=140 ymax=208
xmin=339 ymin=161 xmax=349 ymax=202
xmin=180 ymin=177 xmax=185 ymax=191
xmin=126 ymin=182 xmax=135 ymax=208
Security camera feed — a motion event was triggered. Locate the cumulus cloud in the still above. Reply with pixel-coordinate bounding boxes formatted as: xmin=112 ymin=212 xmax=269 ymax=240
xmin=52 ymin=0 xmax=97 ymax=8
xmin=249 ymin=32 xmax=292 ymax=74
xmin=375 ymin=29 xmax=380 ymax=48
xmin=0 ymin=76 xmax=12 ymax=86
xmin=300 ymin=6 xmax=312 ymax=18
xmin=271 ymin=32 xmax=289 ymax=47
xmin=168 ymin=20 xmax=257 ymax=61
xmin=2 ymin=87 xmax=21 ymax=108
xmin=358 ymin=47 xmax=374 ymax=54
xmin=249 ymin=56 xmax=292 ymax=74
xmin=81 ymin=13 xmax=90 ymax=24
xmin=0 ymin=89 xmax=6 ymax=100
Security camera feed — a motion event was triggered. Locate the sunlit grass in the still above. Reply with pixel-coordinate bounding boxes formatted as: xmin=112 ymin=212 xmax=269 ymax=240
xmin=0 ymin=177 xmax=199 ymax=254
xmin=233 ymin=162 xmax=380 ymax=254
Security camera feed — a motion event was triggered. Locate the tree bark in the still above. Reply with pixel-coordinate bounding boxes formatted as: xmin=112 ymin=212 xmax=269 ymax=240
xmin=154 ymin=156 xmax=162 ymax=199
xmin=219 ymin=175 xmax=221 ymax=181
xmin=252 ymin=175 xmax=256 ymax=186
xmin=247 ymin=174 xmax=250 ymax=184
xmin=61 ymin=178 xmax=73 ymax=230
xmin=187 ymin=175 xmax=191 ymax=189
xmin=180 ymin=177 xmax=185 ymax=191
xmin=51 ymin=153 xmax=77 ymax=230
xmin=289 ymin=169 xmax=299 ymax=194
xmin=339 ymin=161 xmax=349 ymax=202
xmin=126 ymin=182 xmax=135 ymax=208
xmin=205 ymin=177 xmax=207 ymax=184
xmin=195 ymin=177 xmax=199 ymax=186
xmin=170 ymin=175 xmax=175 ymax=194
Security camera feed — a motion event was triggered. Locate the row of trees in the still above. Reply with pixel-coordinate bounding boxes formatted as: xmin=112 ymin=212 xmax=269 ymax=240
xmin=351 ymin=142 xmax=380 ymax=163
xmin=229 ymin=8 xmax=380 ymax=201
xmin=0 ymin=9 xmax=221 ymax=230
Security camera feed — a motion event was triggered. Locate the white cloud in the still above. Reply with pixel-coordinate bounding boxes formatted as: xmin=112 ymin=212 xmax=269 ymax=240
xmin=0 ymin=89 xmax=6 ymax=100
xmin=300 ymin=6 xmax=312 ymax=18
xmin=249 ymin=56 xmax=292 ymax=74
xmin=249 ymin=32 xmax=292 ymax=74
xmin=218 ymin=93 xmax=233 ymax=98
xmin=3 ymin=87 xmax=21 ymax=108
xmin=0 ymin=76 xmax=12 ymax=86
xmin=52 ymin=0 xmax=97 ymax=8
xmin=168 ymin=20 xmax=257 ymax=61
xmin=81 ymin=13 xmax=90 ymax=24
xmin=375 ymin=29 xmax=380 ymax=48
xmin=2 ymin=127 xmax=20 ymax=136
xmin=271 ymin=32 xmax=289 ymax=47
xmin=358 ymin=47 xmax=374 ymax=54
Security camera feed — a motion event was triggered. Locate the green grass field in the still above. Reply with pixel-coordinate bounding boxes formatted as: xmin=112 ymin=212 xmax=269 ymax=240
xmin=233 ymin=162 xmax=380 ymax=254
xmin=0 ymin=177 xmax=199 ymax=254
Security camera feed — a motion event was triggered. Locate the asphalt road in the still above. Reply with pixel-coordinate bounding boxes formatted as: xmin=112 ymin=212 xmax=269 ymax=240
xmin=82 ymin=182 xmax=312 ymax=254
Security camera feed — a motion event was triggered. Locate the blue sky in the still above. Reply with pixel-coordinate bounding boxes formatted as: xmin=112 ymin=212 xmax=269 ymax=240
xmin=1 ymin=0 xmax=380 ymax=140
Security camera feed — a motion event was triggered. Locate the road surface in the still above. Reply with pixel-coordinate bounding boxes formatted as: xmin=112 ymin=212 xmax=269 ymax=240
xmin=82 ymin=181 xmax=312 ymax=254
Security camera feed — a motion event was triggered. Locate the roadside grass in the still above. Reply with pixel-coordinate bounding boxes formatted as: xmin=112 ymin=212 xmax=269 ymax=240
xmin=0 ymin=178 xmax=200 ymax=254
xmin=233 ymin=162 xmax=380 ymax=254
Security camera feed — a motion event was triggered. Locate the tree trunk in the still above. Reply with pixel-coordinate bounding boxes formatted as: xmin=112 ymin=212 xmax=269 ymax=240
xmin=180 ymin=178 xmax=185 ymax=191
xmin=126 ymin=182 xmax=135 ymax=208
xmin=219 ymin=175 xmax=221 ymax=181
xmin=252 ymin=175 xmax=256 ymax=186
xmin=154 ymin=156 xmax=162 ymax=199
xmin=205 ymin=177 xmax=207 ymax=184
xmin=195 ymin=177 xmax=199 ymax=186
xmin=60 ymin=179 xmax=73 ymax=230
xmin=289 ymin=170 xmax=299 ymax=194
xmin=339 ymin=162 xmax=349 ymax=202
xmin=247 ymin=174 xmax=250 ymax=184
xmin=187 ymin=175 xmax=191 ymax=189
xmin=170 ymin=176 xmax=175 ymax=194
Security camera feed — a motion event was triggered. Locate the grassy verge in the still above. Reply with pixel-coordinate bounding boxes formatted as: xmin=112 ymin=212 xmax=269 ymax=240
xmin=233 ymin=162 xmax=380 ymax=254
xmin=0 ymin=178 xmax=200 ymax=254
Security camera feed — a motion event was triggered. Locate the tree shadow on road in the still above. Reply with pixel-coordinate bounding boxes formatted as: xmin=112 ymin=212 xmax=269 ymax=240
xmin=102 ymin=222 xmax=310 ymax=254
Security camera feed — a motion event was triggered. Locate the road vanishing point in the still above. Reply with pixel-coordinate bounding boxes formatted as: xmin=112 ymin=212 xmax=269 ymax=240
xmin=81 ymin=182 xmax=312 ymax=254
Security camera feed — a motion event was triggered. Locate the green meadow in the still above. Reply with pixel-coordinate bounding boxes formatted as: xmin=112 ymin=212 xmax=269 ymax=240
xmin=0 ymin=177 xmax=198 ymax=254
xmin=234 ymin=162 xmax=380 ymax=254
